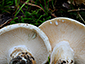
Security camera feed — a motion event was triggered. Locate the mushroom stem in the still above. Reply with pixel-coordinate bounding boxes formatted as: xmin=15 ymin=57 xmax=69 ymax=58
xmin=50 ymin=41 xmax=74 ymax=64
xmin=8 ymin=45 xmax=36 ymax=64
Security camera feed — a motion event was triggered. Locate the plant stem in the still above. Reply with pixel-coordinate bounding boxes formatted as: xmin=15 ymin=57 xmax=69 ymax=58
xmin=14 ymin=0 xmax=29 ymax=17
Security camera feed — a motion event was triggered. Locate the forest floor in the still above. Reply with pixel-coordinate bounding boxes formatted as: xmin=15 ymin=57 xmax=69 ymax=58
xmin=0 ymin=0 xmax=85 ymax=28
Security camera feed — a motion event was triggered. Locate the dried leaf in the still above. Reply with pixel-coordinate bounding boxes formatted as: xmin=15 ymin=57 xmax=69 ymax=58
xmin=74 ymin=0 xmax=85 ymax=5
xmin=68 ymin=0 xmax=85 ymax=5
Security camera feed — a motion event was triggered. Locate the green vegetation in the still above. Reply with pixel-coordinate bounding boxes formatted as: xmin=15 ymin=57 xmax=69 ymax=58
xmin=0 ymin=0 xmax=85 ymax=27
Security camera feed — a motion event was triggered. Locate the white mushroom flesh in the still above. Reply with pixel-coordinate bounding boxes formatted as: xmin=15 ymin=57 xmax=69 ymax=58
xmin=0 ymin=23 xmax=51 ymax=64
xmin=50 ymin=41 xmax=74 ymax=64
xmin=8 ymin=45 xmax=36 ymax=64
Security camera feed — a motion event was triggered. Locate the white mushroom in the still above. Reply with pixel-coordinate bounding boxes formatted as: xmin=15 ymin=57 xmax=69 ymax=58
xmin=39 ymin=17 xmax=85 ymax=64
xmin=0 ymin=23 xmax=51 ymax=64
xmin=51 ymin=41 xmax=74 ymax=64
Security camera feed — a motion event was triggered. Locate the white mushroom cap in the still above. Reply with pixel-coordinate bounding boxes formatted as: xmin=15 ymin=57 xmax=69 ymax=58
xmin=0 ymin=23 xmax=51 ymax=64
xmin=39 ymin=17 xmax=85 ymax=64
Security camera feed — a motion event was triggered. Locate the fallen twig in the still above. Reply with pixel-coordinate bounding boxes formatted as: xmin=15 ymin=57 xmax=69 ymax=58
xmin=21 ymin=1 xmax=45 ymax=12
xmin=21 ymin=1 xmax=57 ymax=18
xmin=77 ymin=12 xmax=85 ymax=23
xmin=68 ymin=8 xmax=85 ymax=12
xmin=0 ymin=18 xmax=12 ymax=28
xmin=27 ymin=3 xmax=45 ymax=11
xmin=51 ymin=13 xmax=57 ymax=17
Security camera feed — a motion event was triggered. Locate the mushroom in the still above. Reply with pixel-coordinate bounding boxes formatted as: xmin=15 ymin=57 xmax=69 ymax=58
xmin=39 ymin=17 xmax=85 ymax=64
xmin=0 ymin=23 xmax=51 ymax=64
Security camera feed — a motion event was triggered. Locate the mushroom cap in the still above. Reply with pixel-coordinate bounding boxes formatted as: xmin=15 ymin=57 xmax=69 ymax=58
xmin=0 ymin=23 xmax=51 ymax=64
xmin=39 ymin=17 xmax=85 ymax=64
